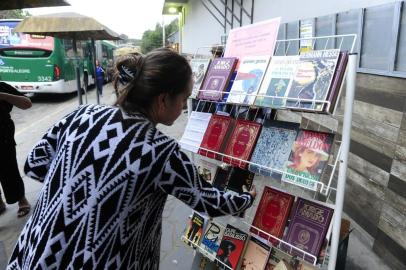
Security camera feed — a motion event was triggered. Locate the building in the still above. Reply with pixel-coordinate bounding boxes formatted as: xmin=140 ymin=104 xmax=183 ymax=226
xmin=163 ymin=0 xmax=406 ymax=269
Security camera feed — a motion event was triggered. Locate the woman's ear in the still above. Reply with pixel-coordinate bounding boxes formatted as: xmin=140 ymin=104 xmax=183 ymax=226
xmin=156 ymin=93 xmax=167 ymax=113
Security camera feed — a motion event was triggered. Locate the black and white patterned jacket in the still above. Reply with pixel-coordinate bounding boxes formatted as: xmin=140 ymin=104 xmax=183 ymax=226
xmin=8 ymin=104 xmax=253 ymax=270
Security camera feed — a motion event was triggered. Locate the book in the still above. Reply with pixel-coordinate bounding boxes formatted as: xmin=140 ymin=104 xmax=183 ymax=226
xmin=249 ymin=120 xmax=299 ymax=176
xmin=250 ymin=186 xmax=294 ymax=245
xmin=324 ymin=51 xmax=349 ymax=114
xmin=282 ymin=198 xmax=334 ymax=263
xmin=179 ymin=111 xmax=212 ymax=153
xmin=198 ymin=114 xmax=235 ymax=159
xmin=195 ymin=156 xmax=220 ymax=184
xmin=216 ymin=224 xmax=249 ymax=270
xmin=190 ymin=58 xmax=212 ymax=99
xmin=199 ymin=57 xmax=238 ymax=101
xmin=212 ymin=166 xmax=232 ymax=191
xmin=240 ymin=236 xmax=271 ymax=270
xmin=183 ymin=212 xmax=205 ymax=248
xmin=226 ymin=167 xmax=255 ymax=194
xmin=222 ymin=119 xmax=262 ymax=169
xmin=265 ymin=247 xmax=316 ymax=270
xmin=226 ymin=55 xmax=271 ymax=105
xmin=285 ymin=49 xmax=340 ymax=111
xmin=200 ymin=221 xmax=226 ymax=260
xmin=281 ymin=130 xmax=334 ymax=191
xmin=255 ymin=56 xmax=300 ymax=108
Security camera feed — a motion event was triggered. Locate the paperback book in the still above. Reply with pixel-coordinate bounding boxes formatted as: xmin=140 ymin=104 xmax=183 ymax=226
xmin=195 ymin=156 xmax=220 ymax=184
xmin=281 ymin=130 xmax=334 ymax=191
xmin=226 ymin=167 xmax=255 ymax=194
xmin=286 ymin=49 xmax=340 ymax=111
xmin=190 ymin=58 xmax=212 ymax=99
xmin=282 ymin=198 xmax=334 ymax=263
xmin=216 ymin=224 xmax=249 ymax=270
xmin=240 ymin=236 xmax=271 ymax=270
xmin=179 ymin=111 xmax=212 ymax=153
xmin=227 ymin=55 xmax=271 ymax=105
xmin=249 ymin=120 xmax=299 ymax=176
xmin=250 ymin=186 xmax=294 ymax=245
xmin=183 ymin=212 xmax=205 ymax=248
xmin=265 ymin=247 xmax=316 ymax=270
xmin=255 ymin=56 xmax=300 ymax=108
xmin=200 ymin=221 xmax=226 ymax=261
xmin=199 ymin=57 xmax=238 ymax=101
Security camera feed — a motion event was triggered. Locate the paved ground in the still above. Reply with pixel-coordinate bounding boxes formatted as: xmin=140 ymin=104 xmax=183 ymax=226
xmin=0 ymin=84 xmax=392 ymax=269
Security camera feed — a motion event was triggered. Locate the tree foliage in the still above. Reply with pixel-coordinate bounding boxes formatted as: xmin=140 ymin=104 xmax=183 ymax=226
xmin=0 ymin=9 xmax=30 ymax=19
xmin=140 ymin=19 xmax=178 ymax=54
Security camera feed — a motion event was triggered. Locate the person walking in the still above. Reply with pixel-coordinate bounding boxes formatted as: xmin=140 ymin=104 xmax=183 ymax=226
xmin=95 ymin=59 xmax=105 ymax=97
xmin=8 ymin=48 xmax=256 ymax=270
xmin=0 ymin=82 xmax=31 ymax=217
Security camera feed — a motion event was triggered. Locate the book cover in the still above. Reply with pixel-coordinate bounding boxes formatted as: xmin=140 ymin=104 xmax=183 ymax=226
xmin=222 ymin=119 xmax=262 ymax=169
xmin=200 ymin=221 xmax=226 ymax=261
xmin=198 ymin=114 xmax=234 ymax=159
xmin=281 ymin=130 xmax=334 ymax=191
xmin=282 ymin=198 xmax=334 ymax=263
xmin=179 ymin=111 xmax=212 ymax=153
xmin=286 ymin=49 xmax=340 ymax=111
xmin=212 ymin=166 xmax=231 ymax=191
xmin=190 ymin=58 xmax=212 ymax=99
xmin=195 ymin=156 xmax=220 ymax=184
xmin=216 ymin=224 xmax=249 ymax=270
xmin=226 ymin=167 xmax=255 ymax=194
xmin=240 ymin=236 xmax=271 ymax=270
xmin=324 ymin=51 xmax=349 ymax=114
xmin=227 ymin=55 xmax=271 ymax=105
xmin=199 ymin=57 xmax=238 ymax=101
xmin=249 ymin=120 xmax=299 ymax=176
xmin=255 ymin=56 xmax=300 ymax=108
xmin=250 ymin=186 xmax=294 ymax=245
xmin=265 ymin=247 xmax=316 ymax=270
xmin=183 ymin=212 xmax=205 ymax=248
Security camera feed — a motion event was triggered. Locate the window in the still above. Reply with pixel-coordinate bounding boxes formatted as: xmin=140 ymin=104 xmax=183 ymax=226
xmin=315 ymin=15 xmax=334 ymax=50
xmin=360 ymin=3 xmax=396 ymax=70
xmin=286 ymin=21 xmax=299 ymax=55
xmin=275 ymin=23 xmax=286 ymax=56
xmin=336 ymin=9 xmax=360 ymax=53
xmin=395 ymin=2 xmax=406 ymax=72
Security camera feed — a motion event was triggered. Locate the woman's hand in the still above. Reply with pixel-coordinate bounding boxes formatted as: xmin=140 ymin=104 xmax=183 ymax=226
xmin=0 ymin=92 xmax=32 ymax=109
xmin=242 ymin=185 xmax=257 ymax=200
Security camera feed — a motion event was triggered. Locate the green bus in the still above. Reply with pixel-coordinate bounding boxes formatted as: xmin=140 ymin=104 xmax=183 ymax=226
xmin=0 ymin=19 xmax=116 ymax=94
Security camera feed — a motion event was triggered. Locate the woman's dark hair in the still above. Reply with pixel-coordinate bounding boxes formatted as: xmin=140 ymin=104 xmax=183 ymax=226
xmin=114 ymin=48 xmax=192 ymax=116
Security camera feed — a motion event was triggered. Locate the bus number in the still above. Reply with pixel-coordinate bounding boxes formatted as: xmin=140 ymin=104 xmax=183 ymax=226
xmin=38 ymin=76 xmax=52 ymax=82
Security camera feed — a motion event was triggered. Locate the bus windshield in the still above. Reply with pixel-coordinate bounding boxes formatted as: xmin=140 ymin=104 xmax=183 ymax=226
xmin=0 ymin=21 xmax=54 ymax=51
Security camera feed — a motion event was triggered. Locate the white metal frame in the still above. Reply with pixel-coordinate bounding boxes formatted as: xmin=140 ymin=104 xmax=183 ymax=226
xmin=184 ymin=34 xmax=357 ymax=270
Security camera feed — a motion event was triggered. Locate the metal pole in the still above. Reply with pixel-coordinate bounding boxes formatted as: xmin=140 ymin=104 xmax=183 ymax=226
xmin=92 ymin=39 xmax=100 ymax=105
xmin=327 ymin=53 xmax=357 ymax=270
xmin=72 ymin=38 xmax=83 ymax=105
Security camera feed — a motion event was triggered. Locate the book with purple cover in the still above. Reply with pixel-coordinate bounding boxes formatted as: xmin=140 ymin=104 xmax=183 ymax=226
xmin=282 ymin=198 xmax=334 ymax=263
xmin=324 ymin=51 xmax=349 ymax=114
xmin=199 ymin=57 xmax=238 ymax=101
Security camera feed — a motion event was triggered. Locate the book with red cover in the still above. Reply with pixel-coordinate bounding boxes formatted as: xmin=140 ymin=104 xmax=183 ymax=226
xmin=282 ymin=198 xmax=334 ymax=263
xmin=250 ymin=186 xmax=294 ymax=245
xmin=324 ymin=51 xmax=349 ymax=114
xmin=216 ymin=224 xmax=249 ymax=270
xmin=222 ymin=119 xmax=262 ymax=169
xmin=198 ymin=114 xmax=235 ymax=159
xmin=199 ymin=57 xmax=238 ymax=101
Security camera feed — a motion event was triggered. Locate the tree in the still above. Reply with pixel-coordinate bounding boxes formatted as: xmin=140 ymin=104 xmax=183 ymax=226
xmin=140 ymin=19 xmax=179 ymax=54
xmin=0 ymin=9 xmax=30 ymax=19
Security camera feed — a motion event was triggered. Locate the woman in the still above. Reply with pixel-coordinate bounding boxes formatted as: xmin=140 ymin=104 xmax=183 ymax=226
xmin=95 ymin=59 xmax=105 ymax=97
xmin=0 ymin=82 xmax=31 ymax=217
xmin=8 ymin=48 xmax=256 ymax=269
xmin=288 ymin=145 xmax=325 ymax=174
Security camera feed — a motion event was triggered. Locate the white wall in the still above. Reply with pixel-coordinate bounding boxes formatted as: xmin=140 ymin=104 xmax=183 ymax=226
xmin=182 ymin=0 xmax=400 ymax=54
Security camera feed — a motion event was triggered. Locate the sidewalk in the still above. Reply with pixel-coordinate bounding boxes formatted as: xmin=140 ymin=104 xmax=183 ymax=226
xmin=0 ymin=84 xmax=392 ymax=270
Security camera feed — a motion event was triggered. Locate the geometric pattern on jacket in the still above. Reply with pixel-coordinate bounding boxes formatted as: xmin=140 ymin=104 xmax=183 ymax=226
xmin=7 ymin=104 xmax=253 ymax=270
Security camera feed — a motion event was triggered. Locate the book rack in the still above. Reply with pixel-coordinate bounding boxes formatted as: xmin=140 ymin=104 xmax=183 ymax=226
xmin=183 ymin=34 xmax=357 ymax=270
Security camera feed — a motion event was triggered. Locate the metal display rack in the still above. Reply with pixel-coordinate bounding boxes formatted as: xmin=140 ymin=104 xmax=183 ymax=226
xmin=183 ymin=34 xmax=357 ymax=270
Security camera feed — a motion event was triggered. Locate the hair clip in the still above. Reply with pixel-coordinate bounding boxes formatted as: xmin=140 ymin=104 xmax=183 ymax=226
xmin=118 ymin=65 xmax=136 ymax=85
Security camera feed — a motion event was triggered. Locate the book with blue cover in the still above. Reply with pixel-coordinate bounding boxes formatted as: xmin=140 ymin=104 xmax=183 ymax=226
xmin=249 ymin=120 xmax=299 ymax=177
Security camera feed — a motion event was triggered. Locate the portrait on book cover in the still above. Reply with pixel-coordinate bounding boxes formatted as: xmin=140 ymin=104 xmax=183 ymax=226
xmin=262 ymin=78 xmax=290 ymax=107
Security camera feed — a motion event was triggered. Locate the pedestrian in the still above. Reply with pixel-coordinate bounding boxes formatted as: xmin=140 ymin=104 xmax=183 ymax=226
xmin=0 ymin=82 xmax=31 ymax=218
xmin=8 ymin=48 xmax=256 ymax=270
xmin=95 ymin=59 xmax=105 ymax=97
